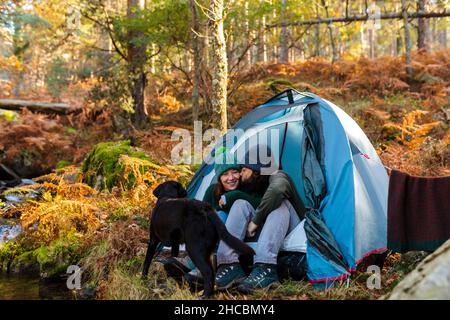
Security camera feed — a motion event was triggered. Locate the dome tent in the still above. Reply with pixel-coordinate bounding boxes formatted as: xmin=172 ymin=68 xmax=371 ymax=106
xmin=187 ymin=89 xmax=388 ymax=287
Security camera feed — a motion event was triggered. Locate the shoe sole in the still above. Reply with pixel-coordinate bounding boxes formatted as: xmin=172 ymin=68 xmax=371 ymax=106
xmin=237 ymin=281 xmax=280 ymax=294
xmin=216 ymin=276 xmax=247 ymax=291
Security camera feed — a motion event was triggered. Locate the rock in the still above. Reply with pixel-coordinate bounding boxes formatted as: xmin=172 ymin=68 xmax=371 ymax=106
xmin=93 ymin=175 xmax=104 ymax=192
xmin=386 ymin=239 xmax=450 ymax=299
xmin=62 ymin=173 xmax=78 ymax=183
xmin=1 ymin=179 xmax=42 ymax=204
xmin=20 ymin=179 xmax=37 ymax=185
xmin=9 ymin=251 xmax=40 ymax=274
xmin=0 ymin=178 xmax=22 ymax=191
xmin=81 ymin=140 xmax=151 ymax=191
xmin=77 ymin=287 xmax=96 ymax=300
xmin=3 ymin=189 xmax=41 ymax=203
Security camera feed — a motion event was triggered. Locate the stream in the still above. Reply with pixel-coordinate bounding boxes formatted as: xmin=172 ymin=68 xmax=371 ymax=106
xmin=0 ymin=178 xmax=76 ymax=300
xmin=0 ymin=272 xmax=75 ymax=300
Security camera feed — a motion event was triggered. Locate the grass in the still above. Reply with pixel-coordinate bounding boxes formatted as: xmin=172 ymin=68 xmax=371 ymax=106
xmin=82 ymin=247 xmax=412 ymax=300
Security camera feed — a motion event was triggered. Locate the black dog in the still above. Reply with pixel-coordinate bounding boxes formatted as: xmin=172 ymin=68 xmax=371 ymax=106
xmin=142 ymin=181 xmax=255 ymax=297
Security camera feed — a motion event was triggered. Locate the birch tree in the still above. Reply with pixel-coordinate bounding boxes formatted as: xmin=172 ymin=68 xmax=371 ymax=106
xmin=209 ymin=0 xmax=228 ymax=133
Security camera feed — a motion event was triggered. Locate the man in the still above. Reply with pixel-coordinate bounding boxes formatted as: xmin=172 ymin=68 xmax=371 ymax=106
xmin=215 ymin=145 xmax=307 ymax=293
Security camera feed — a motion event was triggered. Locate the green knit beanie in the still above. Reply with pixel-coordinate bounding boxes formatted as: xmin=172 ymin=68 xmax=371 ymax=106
xmin=214 ymin=150 xmax=241 ymax=179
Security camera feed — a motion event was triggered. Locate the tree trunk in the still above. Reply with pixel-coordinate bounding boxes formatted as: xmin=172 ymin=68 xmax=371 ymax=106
xmin=209 ymin=0 xmax=228 ymax=133
xmin=368 ymin=28 xmax=375 ymax=58
xmin=391 ymin=33 xmax=398 ymax=56
xmin=401 ymin=0 xmax=413 ymax=79
xmin=431 ymin=18 xmax=436 ymax=49
xmin=127 ymin=0 xmax=147 ymax=129
xmin=261 ymin=15 xmax=268 ymax=62
xmin=244 ymin=1 xmax=251 ymax=66
xmin=279 ymin=0 xmax=289 ymax=63
xmin=417 ymin=0 xmax=428 ymax=51
xmin=189 ymin=0 xmax=201 ymax=123
xmin=321 ymin=0 xmax=337 ymax=62
xmin=439 ymin=24 xmax=447 ymax=48
xmin=314 ymin=2 xmax=321 ymax=57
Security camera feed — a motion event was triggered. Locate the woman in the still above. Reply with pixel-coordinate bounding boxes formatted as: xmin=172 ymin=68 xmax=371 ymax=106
xmin=202 ymin=160 xmax=261 ymax=223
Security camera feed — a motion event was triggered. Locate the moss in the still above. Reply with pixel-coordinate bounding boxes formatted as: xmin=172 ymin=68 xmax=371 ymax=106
xmin=31 ymin=233 xmax=82 ymax=279
xmin=12 ymin=250 xmax=39 ymax=274
xmin=81 ymin=140 xmax=151 ymax=191
xmin=0 ymin=237 xmax=40 ymax=273
xmin=0 ymin=110 xmax=17 ymax=122
xmin=56 ymin=160 xmax=72 ymax=169
xmin=0 ymin=240 xmax=22 ymax=272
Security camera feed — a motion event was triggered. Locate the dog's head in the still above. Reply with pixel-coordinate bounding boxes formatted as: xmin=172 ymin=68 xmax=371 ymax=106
xmin=153 ymin=181 xmax=187 ymax=199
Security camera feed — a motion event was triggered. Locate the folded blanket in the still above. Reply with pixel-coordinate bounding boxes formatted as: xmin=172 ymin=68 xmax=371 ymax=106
xmin=387 ymin=170 xmax=450 ymax=253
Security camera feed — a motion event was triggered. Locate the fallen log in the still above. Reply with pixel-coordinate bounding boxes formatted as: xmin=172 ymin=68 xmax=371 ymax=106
xmin=0 ymin=99 xmax=81 ymax=115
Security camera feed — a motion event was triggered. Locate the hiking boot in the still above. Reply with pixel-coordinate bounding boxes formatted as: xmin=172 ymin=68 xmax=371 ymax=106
xmin=183 ymin=268 xmax=204 ymax=290
xmin=237 ymin=263 xmax=279 ymax=294
xmin=160 ymin=256 xmax=192 ymax=281
xmin=215 ymin=263 xmax=246 ymax=291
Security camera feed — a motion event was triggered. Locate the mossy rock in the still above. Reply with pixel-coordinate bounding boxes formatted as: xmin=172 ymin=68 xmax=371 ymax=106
xmin=9 ymin=250 xmax=40 ymax=274
xmin=0 ymin=238 xmax=39 ymax=273
xmin=81 ymin=140 xmax=151 ymax=191
xmin=33 ymin=238 xmax=82 ymax=280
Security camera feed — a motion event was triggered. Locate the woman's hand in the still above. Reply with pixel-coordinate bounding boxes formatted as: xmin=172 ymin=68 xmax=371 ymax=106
xmin=247 ymin=221 xmax=258 ymax=238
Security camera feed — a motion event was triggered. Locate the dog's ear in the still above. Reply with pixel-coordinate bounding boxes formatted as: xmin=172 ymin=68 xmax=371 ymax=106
xmin=153 ymin=183 xmax=165 ymax=198
xmin=170 ymin=181 xmax=187 ymax=198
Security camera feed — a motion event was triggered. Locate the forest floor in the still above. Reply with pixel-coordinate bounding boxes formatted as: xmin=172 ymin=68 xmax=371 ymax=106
xmin=0 ymin=50 xmax=449 ymax=299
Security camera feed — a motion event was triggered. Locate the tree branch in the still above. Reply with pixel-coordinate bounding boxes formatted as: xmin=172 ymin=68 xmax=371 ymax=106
xmin=267 ymin=10 xmax=450 ymax=29
xmin=80 ymin=7 xmax=128 ymax=61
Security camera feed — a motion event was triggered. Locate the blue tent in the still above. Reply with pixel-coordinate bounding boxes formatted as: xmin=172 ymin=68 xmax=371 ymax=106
xmin=187 ymin=89 xmax=388 ymax=287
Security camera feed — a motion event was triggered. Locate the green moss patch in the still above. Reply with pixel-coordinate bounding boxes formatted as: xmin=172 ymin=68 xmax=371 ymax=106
xmin=81 ymin=140 xmax=151 ymax=191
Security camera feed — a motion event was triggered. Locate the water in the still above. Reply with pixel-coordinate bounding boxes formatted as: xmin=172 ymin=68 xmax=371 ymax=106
xmin=0 ymin=179 xmax=76 ymax=300
xmin=0 ymin=224 xmax=22 ymax=244
xmin=0 ymin=273 xmax=75 ymax=300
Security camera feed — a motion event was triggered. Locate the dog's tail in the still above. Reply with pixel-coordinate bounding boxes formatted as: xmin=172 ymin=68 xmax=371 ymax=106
xmin=208 ymin=210 xmax=255 ymax=256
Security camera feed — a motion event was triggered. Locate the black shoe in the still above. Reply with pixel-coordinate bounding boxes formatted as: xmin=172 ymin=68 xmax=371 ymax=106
xmin=158 ymin=256 xmax=192 ymax=281
xmin=183 ymin=268 xmax=204 ymax=291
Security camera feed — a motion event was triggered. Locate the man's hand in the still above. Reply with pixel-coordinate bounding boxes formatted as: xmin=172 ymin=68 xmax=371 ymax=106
xmin=247 ymin=221 xmax=258 ymax=238
xmin=219 ymin=195 xmax=226 ymax=208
